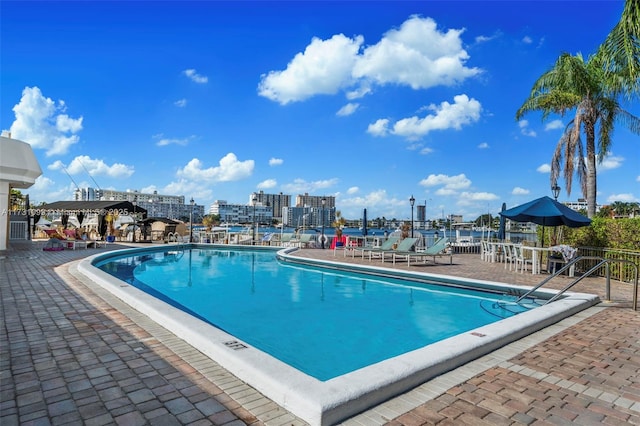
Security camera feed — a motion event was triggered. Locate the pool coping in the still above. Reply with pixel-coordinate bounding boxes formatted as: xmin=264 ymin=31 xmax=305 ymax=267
xmin=77 ymin=244 xmax=601 ymax=426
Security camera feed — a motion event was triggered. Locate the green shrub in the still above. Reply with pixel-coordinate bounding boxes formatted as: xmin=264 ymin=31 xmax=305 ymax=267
xmin=561 ymin=217 xmax=640 ymax=250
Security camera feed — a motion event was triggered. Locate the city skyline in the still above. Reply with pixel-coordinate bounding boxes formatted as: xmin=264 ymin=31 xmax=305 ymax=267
xmin=2 ymin=1 xmax=638 ymax=221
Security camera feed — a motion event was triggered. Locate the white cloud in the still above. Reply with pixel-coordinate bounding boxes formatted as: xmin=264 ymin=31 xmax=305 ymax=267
xmin=474 ymin=32 xmax=500 ymax=44
xmin=9 ymin=86 xmax=83 ymax=156
xmin=162 ymin=179 xmax=213 ymax=203
xmin=512 ymin=187 xmax=530 ymax=195
xmin=154 ymin=134 xmax=195 ymax=146
xmin=281 ymin=178 xmax=339 ymax=193
xmin=257 ymin=179 xmax=277 ymax=189
xmin=353 ymin=15 xmax=481 ymax=89
xmin=49 ymin=155 xmax=134 ymax=178
xmin=435 ymin=187 xmax=457 ymax=196
xmin=385 ymin=94 xmax=481 ymax=140
xmin=174 ymin=98 xmax=187 ymax=107
xmin=637 ymin=175 xmax=640 ymax=182
xmin=176 ymin=153 xmax=254 ymax=182
xmin=140 ymin=185 xmax=158 ymax=194
xmin=23 ymin=175 xmax=59 ymax=203
xmin=367 ymin=118 xmax=390 ymax=137
xmin=346 ymin=86 xmax=372 ymax=100
xmin=419 ymin=173 xmax=471 ymax=191
xmin=269 ymin=157 xmax=284 ymax=166
xmin=518 ymin=119 xmax=537 ymax=137
xmin=522 ymin=36 xmax=533 ymax=44
xmin=258 ymin=34 xmax=362 ymax=104
xmin=258 ymin=15 xmax=481 ymax=104
xmin=336 ymin=102 xmax=359 ymax=117
xmin=478 ymin=142 xmax=489 ymax=149
xmin=607 ymin=193 xmax=638 ymax=203
xmin=338 ymin=189 xmax=406 ymax=218
xmin=537 ymin=164 xmax=551 ymax=173
xmin=420 ymin=147 xmax=434 ymax=155
xmin=545 ymin=119 xmax=563 ymax=130
xmin=347 ymin=186 xmax=359 ymax=194
xmin=183 ymin=69 xmax=208 ymax=83
xmin=598 ymin=153 xmax=624 ymax=171
xmin=457 ymin=191 xmax=499 ymax=206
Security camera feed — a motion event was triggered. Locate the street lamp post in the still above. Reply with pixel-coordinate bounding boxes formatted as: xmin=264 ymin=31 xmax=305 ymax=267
xmin=252 ymin=196 xmax=257 ymax=245
xmin=321 ymin=197 xmax=326 ymax=249
xmin=551 ymin=183 xmax=561 ymax=201
xmin=409 ymin=195 xmax=415 ymax=238
xmin=132 ymin=198 xmax=137 ymax=243
xmin=551 ymin=183 xmax=561 ymax=245
xmin=189 ymin=197 xmax=194 ymax=243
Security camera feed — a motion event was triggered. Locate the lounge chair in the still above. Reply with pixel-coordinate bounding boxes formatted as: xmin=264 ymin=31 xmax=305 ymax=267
xmin=44 ymin=229 xmax=88 ymax=250
xmin=296 ymin=233 xmax=314 ymax=248
xmin=86 ymin=239 xmax=106 ymax=248
xmin=62 ymin=229 xmax=88 ymax=249
xmin=378 ymin=237 xmax=419 ymax=262
xmin=393 ymin=237 xmax=451 ymax=266
xmin=350 ymin=237 xmax=398 ymax=260
xmin=279 ymin=233 xmax=295 ymax=247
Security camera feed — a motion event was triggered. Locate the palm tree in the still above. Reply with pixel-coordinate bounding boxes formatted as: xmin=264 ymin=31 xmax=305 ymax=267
xmin=596 ymin=0 xmax=640 ymax=99
xmin=332 ymin=210 xmax=347 ymax=238
xmin=611 ymin=201 xmax=640 ymax=218
xmin=202 ymin=214 xmax=219 ymax=231
xmin=516 ymin=52 xmax=640 ymax=218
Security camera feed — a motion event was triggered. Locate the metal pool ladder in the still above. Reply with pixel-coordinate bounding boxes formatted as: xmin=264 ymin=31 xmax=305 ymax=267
xmin=515 ymin=256 xmax=639 ymax=310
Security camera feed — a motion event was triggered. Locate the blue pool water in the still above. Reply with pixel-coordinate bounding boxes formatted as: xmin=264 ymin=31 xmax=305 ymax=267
xmin=96 ymin=247 xmax=533 ymax=381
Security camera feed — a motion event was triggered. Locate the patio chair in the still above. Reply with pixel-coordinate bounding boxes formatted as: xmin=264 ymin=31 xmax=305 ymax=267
xmin=333 ymin=235 xmax=355 ymax=256
xmin=512 ymin=244 xmax=533 ymax=273
xmin=349 ymin=237 xmax=398 ymax=259
xmin=501 ymin=243 xmax=515 ymax=270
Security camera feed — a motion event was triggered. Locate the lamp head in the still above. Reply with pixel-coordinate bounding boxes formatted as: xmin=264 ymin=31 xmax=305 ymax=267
xmin=551 ymin=184 xmax=561 ymax=200
xmin=409 ymin=195 xmax=415 ymax=207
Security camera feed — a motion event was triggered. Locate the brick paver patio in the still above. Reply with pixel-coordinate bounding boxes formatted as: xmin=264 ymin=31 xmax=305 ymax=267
xmin=1 ymin=241 xmax=638 ymax=425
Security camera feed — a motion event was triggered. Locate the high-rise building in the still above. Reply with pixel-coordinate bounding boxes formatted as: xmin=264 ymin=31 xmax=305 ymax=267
xmin=210 ymin=200 xmax=273 ymax=225
xmin=74 ymin=187 xmax=203 ymax=221
xmin=281 ymin=205 xmax=335 ymax=228
xmin=295 ymin=193 xmax=335 ymax=209
xmin=250 ymin=191 xmax=291 ymax=221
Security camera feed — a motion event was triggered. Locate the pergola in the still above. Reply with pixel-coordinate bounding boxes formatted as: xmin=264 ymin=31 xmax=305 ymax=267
xmin=37 ymin=200 xmax=147 ymax=238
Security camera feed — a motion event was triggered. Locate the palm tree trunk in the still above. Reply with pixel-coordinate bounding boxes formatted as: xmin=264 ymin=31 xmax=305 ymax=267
xmin=586 ymin=132 xmax=598 ymax=218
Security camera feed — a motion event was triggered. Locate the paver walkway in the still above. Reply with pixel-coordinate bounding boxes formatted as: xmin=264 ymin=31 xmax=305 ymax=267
xmin=1 ymin=241 xmax=638 ymax=426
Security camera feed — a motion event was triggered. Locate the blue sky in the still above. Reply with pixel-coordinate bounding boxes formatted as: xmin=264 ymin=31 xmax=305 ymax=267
xmin=2 ymin=1 xmax=638 ymax=221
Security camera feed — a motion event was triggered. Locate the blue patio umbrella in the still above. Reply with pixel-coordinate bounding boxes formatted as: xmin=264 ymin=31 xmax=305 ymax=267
xmin=500 ymin=196 xmax=591 ymax=246
xmin=497 ymin=202 xmax=507 ymax=240
xmin=362 ymin=208 xmax=368 ymax=236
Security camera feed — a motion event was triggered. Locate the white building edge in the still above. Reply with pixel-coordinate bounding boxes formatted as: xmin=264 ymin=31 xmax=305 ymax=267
xmin=0 ymin=133 xmax=43 ymax=251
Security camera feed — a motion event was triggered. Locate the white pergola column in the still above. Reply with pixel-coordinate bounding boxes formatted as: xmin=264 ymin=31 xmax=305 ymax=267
xmin=0 ymin=181 xmax=9 ymax=251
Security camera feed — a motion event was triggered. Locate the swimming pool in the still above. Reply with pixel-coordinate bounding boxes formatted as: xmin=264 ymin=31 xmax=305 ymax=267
xmin=94 ymin=247 xmax=534 ymax=381
xmin=79 ymin=245 xmax=599 ymax=425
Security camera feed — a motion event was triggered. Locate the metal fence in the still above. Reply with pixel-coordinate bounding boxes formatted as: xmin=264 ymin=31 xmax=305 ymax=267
xmin=576 ymin=246 xmax=640 ymax=283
